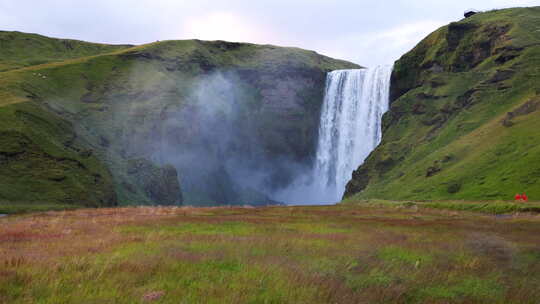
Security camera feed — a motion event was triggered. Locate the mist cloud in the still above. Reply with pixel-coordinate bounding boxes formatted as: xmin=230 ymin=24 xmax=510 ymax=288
xmin=144 ymin=70 xmax=311 ymax=205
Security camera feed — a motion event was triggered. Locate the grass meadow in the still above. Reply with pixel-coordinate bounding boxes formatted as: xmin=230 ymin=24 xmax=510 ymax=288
xmin=1 ymin=201 xmax=540 ymax=303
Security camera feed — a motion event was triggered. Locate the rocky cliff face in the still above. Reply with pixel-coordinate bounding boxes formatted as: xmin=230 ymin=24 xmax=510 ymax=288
xmin=345 ymin=7 xmax=540 ymax=201
xmin=0 ymin=33 xmax=358 ymax=208
xmin=94 ymin=41 xmax=358 ymax=204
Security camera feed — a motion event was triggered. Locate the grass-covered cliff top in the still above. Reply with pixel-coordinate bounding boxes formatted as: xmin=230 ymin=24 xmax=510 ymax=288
xmin=0 ymin=31 xmax=132 ymax=72
xmin=0 ymin=31 xmax=360 ymax=107
xmin=346 ymin=6 xmax=540 ymax=201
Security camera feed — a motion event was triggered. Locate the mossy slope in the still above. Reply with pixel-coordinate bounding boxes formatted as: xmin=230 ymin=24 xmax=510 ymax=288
xmin=345 ymin=7 xmax=540 ymax=201
xmin=0 ymin=102 xmax=117 ymax=208
xmin=0 ymin=30 xmax=132 ymax=72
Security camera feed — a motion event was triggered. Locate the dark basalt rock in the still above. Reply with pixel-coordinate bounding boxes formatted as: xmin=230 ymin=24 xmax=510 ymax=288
xmin=495 ymin=46 xmax=524 ymax=64
xmin=426 ymin=166 xmax=441 ymax=177
xmin=447 ymin=182 xmax=462 ymax=193
xmin=375 ymin=155 xmax=396 ymax=173
xmin=488 ymin=69 xmax=515 ymax=83
xmin=447 ymin=22 xmax=512 ymax=72
xmin=207 ymin=40 xmax=243 ymax=51
xmin=127 ymin=159 xmax=183 ymax=205
xmin=447 ymin=22 xmax=477 ymax=51
xmin=501 ymin=97 xmax=540 ymax=127
xmin=416 ymin=92 xmax=440 ymax=100
xmin=455 ymin=89 xmax=479 ymax=108
xmin=421 ymin=114 xmax=446 ymax=126
xmin=411 ymin=102 xmax=427 ymax=115
xmin=61 ymin=40 xmax=74 ymax=50
xmin=429 ymin=79 xmax=446 ymax=88
xmin=344 ymin=167 xmax=371 ymax=197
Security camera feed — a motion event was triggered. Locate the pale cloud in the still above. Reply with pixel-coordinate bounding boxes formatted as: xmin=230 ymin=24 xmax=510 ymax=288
xmin=359 ymin=20 xmax=448 ymax=65
xmin=313 ymin=20 xmax=447 ymax=67
xmin=375 ymin=21 xmax=447 ymax=50
xmin=0 ymin=0 xmax=539 ymax=66
xmin=181 ymin=11 xmax=273 ymax=44
xmin=488 ymin=0 xmax=540 ymax=8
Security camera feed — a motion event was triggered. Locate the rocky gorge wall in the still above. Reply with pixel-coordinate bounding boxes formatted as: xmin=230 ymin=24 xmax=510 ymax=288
xmin=0 ymin=34 xmax=359 ymax=207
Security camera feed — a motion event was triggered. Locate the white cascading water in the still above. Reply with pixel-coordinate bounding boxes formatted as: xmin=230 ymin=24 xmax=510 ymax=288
xmin=273 ymin=66 xmax=392 ymax=205
xmin=312 ymin=66 xmax=392 ymax=203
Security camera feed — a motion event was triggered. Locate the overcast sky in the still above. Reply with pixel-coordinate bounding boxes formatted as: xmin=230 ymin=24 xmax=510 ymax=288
xmin=1 ymin=0 xmax=539 ymax=66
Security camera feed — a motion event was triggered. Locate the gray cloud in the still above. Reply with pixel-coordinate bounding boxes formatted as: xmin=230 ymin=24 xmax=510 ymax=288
xmin=1 ymin=0 xmax=539 ymax=66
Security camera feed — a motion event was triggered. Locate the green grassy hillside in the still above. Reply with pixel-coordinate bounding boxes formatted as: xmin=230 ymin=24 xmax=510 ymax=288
xmin=0 ymin=32 xmax=358 ymax=211
xmin=0 ymin=31 xmax=132 ymax=72
xmin=0 ymin=102 xmax=117 ymax=209
xmin=345 ymin=7 xmax=540 ymax=201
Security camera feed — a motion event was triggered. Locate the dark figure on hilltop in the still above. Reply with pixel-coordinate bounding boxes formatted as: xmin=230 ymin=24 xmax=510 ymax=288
xmin=464 ymin=9 xmax=478 ymax=18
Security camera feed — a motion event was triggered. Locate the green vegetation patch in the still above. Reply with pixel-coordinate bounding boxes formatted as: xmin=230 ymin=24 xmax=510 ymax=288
xmin=377 ymin=246 xmax=434 ymax=266
xmin=346 ymin=268 xmax=395 ymax=291
xmin=418 ymin=276 xmax=504 ymax=302
xmin=345 ymin=199 xmax=540 ymax=214
xmin=424 ymin=201 xmax=540 ymax=214
xmin=0 ymin=202 xmax=82 ymax=214
xmin=281 ymin=222 xmax=351 ymax=234
xmin=119 ymin=221 xmax=258 ymax=236
xmin=0 ymin=31 xmax=131 ymax=71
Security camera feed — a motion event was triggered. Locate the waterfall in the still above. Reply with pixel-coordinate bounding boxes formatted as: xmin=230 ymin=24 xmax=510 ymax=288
xmin=272 ymin=66 xmax=392 ymax=205
xmin=312 ymin=66 xmax=392 ymax=203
